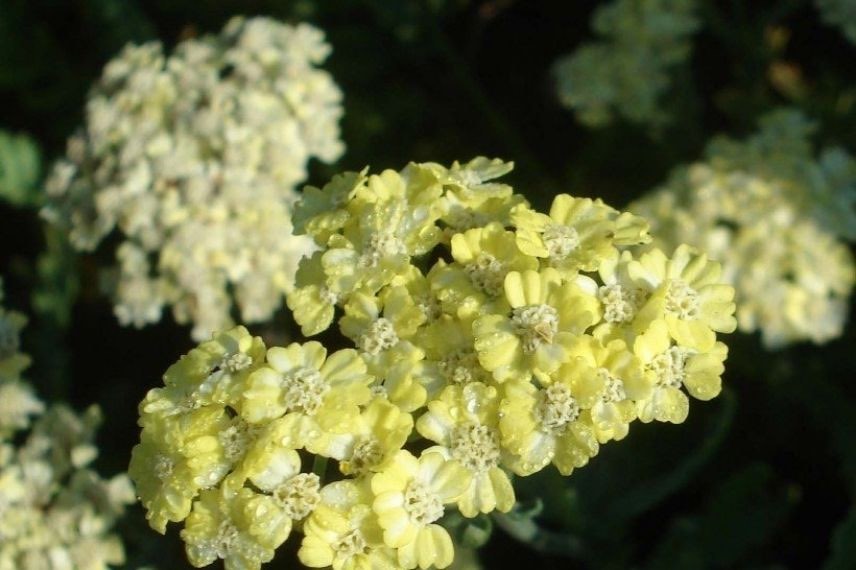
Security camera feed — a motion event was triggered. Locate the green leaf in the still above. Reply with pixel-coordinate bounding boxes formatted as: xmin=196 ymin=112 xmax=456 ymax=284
xmin=0 ymin=129 xmax=42 ymax=208
xmin=646 ymin=463 xmax=798 ymax=569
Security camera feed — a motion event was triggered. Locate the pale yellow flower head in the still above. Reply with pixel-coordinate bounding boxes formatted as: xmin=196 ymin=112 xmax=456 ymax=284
xmin=133 ymin=157 xmax=736 ymax=569
xmin=632 ymin=111 xmax=855 ymax=348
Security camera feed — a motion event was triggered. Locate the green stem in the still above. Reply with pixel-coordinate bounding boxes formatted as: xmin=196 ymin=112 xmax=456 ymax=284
xmin=312 ymin=455 xmax=329 ymax=480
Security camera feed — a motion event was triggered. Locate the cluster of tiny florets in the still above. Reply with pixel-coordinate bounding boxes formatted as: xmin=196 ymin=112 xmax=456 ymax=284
xmin=0 ymin=278 xmax=135 ymax=570
xmin=130 ymin=157 xmax=736 ymax=569
xmin=43 ymin=16 xmax=344 ymax=340
xmin=631 ymin=110 xmax=855 ymax=348
xmin=553 ymin=0 xmax=699 ymax=128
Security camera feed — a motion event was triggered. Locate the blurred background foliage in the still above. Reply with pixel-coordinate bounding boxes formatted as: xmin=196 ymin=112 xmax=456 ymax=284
xmin=0 ymin=0 xmax=854 ymax=568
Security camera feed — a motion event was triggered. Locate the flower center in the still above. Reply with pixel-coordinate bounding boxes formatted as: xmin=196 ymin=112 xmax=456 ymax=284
xmin=403 ymin=481 xmax=444 ymax=526
xmin=369 ymin=382 xmax=388 ymax=398
xmin=220 ymin=352 xmax=253 ymax=373
xmin=416 ymin=293 xmax=442 ymax=322
xmin=319 ymin=286 xmax=339 ymax=306
xmin=512 ymin=304 xmax=560 ymax=353
xmin=281 ymin=366 xmax=329 ymax=415
xmin=450 ymin=422 xmax=501 ymax=473
xmin=218 ymin=419 xmax=257 ymax=463
xmin=212 ymin=520 xmax=239 ymax=560
xmin=464 ymin=253 xmax=506 ymax=297
xmin=341 ymin=437 xmax=384 ymax=475
xmin=273 ymin=473 xmax=321 ymax=520
xmin=665 ymin=279 xmax=700 ymax=320
xmin=599 ymin=284 xmax=645 ymax=324
xmin=538 ymin=383 xmax=580 ymax=433
xmin=359 ymin=318 xmax=399 ymax=355
xmin=361 ymin=231 xmax=406 ymax=267
xmin=542 ymin=224 xmax=579 ymax=260
xmin=333 ymin=528 xmax=369 ymax=558
xmin=153 ymin=454 xmax=175 ymax=481
xmin=439 ymin=348 xmax=488 ymax=385
xmin=197 ymin=351 xmax=254 ymax=401
xmin=648 ymin=346 xmax=692 ymax=389
xmin=596 ymin=368 xmax=626 ymax=402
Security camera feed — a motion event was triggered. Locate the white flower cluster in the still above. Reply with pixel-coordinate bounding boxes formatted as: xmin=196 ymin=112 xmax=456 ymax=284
xmin=816 ymin=0 xmax=856 ymax=44
xmin=43 ymin=16 xmax=344 ymax=340
xmin=631 ymin=111 xmax=856 ymax=348
xmin=553 ymin=0 xmax=699 ymax=128
xmin=0 ymin=278 xmax=135 ymax=570
xmin=0 ymin=278 xmax=41 ymax=436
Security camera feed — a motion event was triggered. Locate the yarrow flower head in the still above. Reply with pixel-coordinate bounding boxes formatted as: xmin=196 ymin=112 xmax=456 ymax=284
xmin=43 ymin=16 xmax=344 ymax=340
xmin=553 ymin=0 xmax=700 ymax=128
xmin=0 ymin=277 xmax=135 ymax=570
xmin=131 ymin=157 xmax=736 ymax=569
xmin=631 ymin=110 xmax=856 ymax=348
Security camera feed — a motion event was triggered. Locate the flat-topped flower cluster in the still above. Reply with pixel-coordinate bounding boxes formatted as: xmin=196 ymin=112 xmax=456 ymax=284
xmin=43 ymin=16 xmax=343 ymax=340
xmin=553 ymin=0 xmax=699 ymax=128
xmin=130 ymin=158 xmax=736 ymax=569
xmin=631 ymin=110 xmax=855 ymax=348
xmin=0 ymin=278 xmax=135 ymax=570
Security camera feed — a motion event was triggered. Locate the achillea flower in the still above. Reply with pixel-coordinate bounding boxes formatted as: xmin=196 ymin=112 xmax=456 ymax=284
xmin=627 ymin=245 xmax=737 ymax=351
xmin=633 ymin=321 xmax=728 ymax=423
xmin=632 ymin=110 xmax=855 ymax=348
xmin=134 ymin=158 xmax=736 ymax=569
xmin=129 ymin=406 xmax=233 ymax=532
xmin=431 ymin=222 xmax=538 ymax=318
xmin=499 ymin=379 xmax=600 ymax=476
xmin=241 ymin=342 xmax=372 ymax=448
xmin=43 ymin=16 xmax=344 ymax=340
xmin=416 ymin=382 xmax=515 ymax=517
xmin=1 ymin=279 xmax=134 ymax=569
xmin=553 ymin=0 xmax=700 ymax=128
xmin=299 ymin=480 xmax=397 ymax=570
xmin=473 ymin=267 xmax=601 ymax=383
xmin=371 ymin=450 xmax=470 ymax=569
xmin=182 ymin=487 xmax=281 ymax=570
xmin=512 ymin=196 xmax=650 ymax=276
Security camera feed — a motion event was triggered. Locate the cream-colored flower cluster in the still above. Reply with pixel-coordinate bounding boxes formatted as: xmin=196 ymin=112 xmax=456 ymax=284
xmin=130 ymin=158 xmax=736 ymax=570
xmin=632 ymin=111 xmax=856 ymax=348
xmin=0 ymin=278 xmax=41 ymax=437
xmin=43 ymin=16 xmax=344 ymax=340
xmin=553 ymin=0 xmax=699 ymax=127
xmin=0 ymin=278 xmax=135 ymax=570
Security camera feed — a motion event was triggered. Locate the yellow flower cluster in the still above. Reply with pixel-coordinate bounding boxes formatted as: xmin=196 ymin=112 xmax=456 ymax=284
xmin=1 ymin=278 xmax=135 ymax=570
xmin=632 ymin=111 xmax=856 ymax=348
xmin=130 ymin=158 xmax=736 ymax=569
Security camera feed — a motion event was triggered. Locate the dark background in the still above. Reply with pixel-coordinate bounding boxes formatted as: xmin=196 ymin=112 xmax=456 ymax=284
xmin=1 ymin=1 xmax=855 ymax=568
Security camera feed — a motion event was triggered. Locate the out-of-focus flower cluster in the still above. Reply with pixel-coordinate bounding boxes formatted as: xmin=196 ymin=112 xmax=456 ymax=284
xmin=0 ymin=278 xmax=135 ymax=570
xmin=130 ymin=158 xmax=736 ymax=570
xmin=816 ymin=0 xmax=856 ymax=44
xmin=43 ymin=16 xmax=344 ymax=340
xmin=631 ymin=110 xmax=856 ymax=349
xmin=553 ymin=0 xmax=699 ymax=128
